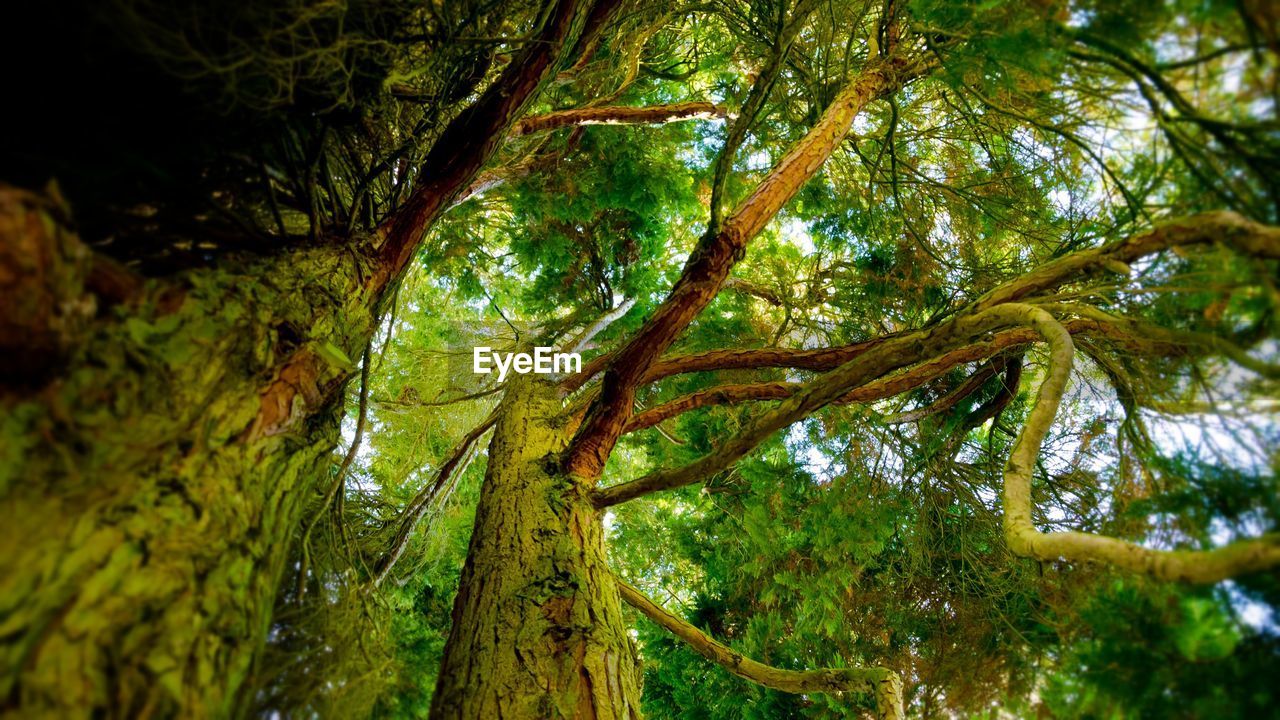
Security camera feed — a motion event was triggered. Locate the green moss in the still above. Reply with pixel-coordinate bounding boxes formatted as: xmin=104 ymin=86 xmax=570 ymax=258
xmin=0 ymin=239 xmax=380 ymax=716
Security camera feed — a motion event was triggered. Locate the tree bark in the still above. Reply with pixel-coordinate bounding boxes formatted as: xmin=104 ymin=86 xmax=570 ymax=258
xmin=431 ymin=377 xmax=642 ymax=719
xmin=0 ymin=189 xmax=376 ymax=717
xmin=1 ymin=0 xmax=615 ymax=711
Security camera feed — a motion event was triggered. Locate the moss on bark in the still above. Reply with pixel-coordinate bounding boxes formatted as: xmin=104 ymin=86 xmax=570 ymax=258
xmin=431 ymin=377 xmax=642 ymax=719
xmin=0 ymin=191 xmax=378 ymax=717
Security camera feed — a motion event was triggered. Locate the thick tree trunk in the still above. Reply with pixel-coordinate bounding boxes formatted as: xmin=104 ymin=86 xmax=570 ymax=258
xmin=1 ymin=1 xmax=612 ymax=710
xmin=431 ymin=377 xmax=642 ymax=719
xmin=0 ymin=189 xmax=375 ymax=717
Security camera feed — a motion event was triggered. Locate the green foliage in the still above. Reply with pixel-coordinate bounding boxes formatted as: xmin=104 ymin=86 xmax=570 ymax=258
xmin=1038 ymin=580 xmax=1279 ymax=719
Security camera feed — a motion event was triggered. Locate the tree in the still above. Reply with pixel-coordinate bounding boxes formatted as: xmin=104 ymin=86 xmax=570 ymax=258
xmin=1 ymin=0 xmax=1278 ymax=718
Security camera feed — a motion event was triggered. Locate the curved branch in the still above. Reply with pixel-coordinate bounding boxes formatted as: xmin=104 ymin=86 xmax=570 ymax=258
xmin=617 ymin=579 xmax=902 ymax=719
xmin=596 ymin=217 xmax=1280 ymax=508
xmin=568 ymin=210 xmax=1278 ymax=393
xmin=995 ymin=304 xmax=1280 ymax=583
xmin=593 ymin=311 xmax=1007 ymax=507
xmin=593 ymin=309 xmax=1183 ymax=508
xmin=973 ymin=211 xmax=1280 ymax=312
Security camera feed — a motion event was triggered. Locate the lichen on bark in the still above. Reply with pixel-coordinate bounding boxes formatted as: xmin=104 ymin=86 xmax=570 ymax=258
xmin=0 ymin=188 xmax=378 ymax=717
xmin=431 ymin=376 xmax=643 ymax=719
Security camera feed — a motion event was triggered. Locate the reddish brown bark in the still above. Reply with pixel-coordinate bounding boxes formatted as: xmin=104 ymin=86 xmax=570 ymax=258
xmin=562 ymin=53 xmax=926 ymax=479
xmin=590 ymin=307 xmax=1193 ymax=509
xmin=368 ymin=0 xmax=622 ymax=296
xmin=616 ymin=316 xmax=1178 ymax=436
xmin=247 ymin=0 xmax=619 ymax=443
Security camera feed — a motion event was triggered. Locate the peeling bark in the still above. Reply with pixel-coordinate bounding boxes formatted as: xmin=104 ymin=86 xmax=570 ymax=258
xmin=1 ymin=0 xmax=626 ymax=713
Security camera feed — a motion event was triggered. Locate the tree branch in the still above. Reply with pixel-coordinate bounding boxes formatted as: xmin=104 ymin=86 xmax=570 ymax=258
xmin=972 ymin=211 xmax=1280 ymax=312
xmin=708 ymin=0 xmax=823 ymax=230
xmin=594 ymin=311 xmax=1012 ymax=507
xmin=592 ymin=301 xmax=1245 ymax=508
xmin=625 ymin=382 xmax=798 ymax=432
xmin=561 ymin=336 xmax=891 ymax=393
xmin=562 ymin=297 xmax=637 ymax=355
xmin=617 ymin=579 xmax=903 ymax=719
xmin=994 ymin=304 xmax=1280 ymax=583
xmin=297 ymin=340 xmax=372 ymax=601
xmin=371 ymin=409 xmax=500 ymax=587
xmin=883 ymin=356 xmax=1008 ymax=426
xmin=723 ymin=277 xmax=786 ymax=306
xmin=621 ymin=323 xmax=1098 ymax=435
xmin=598 ymin=216 xmax=1280 ymax=518
xmin=957 ymin=355 xmax=1022 ymax=431
xmin=561 ymin=47 xmax=931 ymax=480
xmin=369 ymin=0 xmax=622 ymax=294
xmin=449 ymin=103 xmax=731 ymax=210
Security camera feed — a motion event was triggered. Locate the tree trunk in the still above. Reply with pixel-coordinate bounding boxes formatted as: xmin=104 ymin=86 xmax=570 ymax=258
xmin=431 ymin=377 xmax=642 ymax=719
xmin=0 ymin=188 xmax=376 ymax=717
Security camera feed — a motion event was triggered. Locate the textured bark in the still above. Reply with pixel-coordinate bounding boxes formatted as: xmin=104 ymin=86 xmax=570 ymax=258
xmin=707 ymin=0 xmax=822 ymax=229
xmin=0 ymin=1 xmax=620 ymax=713
xmin=431 ymin=378 xmax=641 ymax=719
xmin=0 ymin=190 xmax=376 ymax=717
xmin=0 ymin=187 xmax=97 ymax=390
